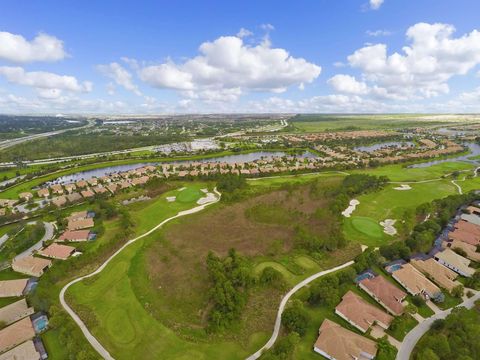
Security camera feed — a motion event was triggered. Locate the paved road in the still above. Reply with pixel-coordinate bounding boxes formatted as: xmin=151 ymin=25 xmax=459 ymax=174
xmin=14 ymin=221 xmax=54 ymax=260
xmin=396 ymin=290 xmax=480 ymax=360
xmin=246 ymin=260 xmax=355 ymax=360
xmin=59 ymin=189 xmax=221 ymax=360
xmin=0 ymin=121 xmax=92 ymax=151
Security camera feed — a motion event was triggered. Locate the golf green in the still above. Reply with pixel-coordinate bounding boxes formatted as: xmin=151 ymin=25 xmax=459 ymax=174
xmin=350 ymin=216 xmax=384 ymax=239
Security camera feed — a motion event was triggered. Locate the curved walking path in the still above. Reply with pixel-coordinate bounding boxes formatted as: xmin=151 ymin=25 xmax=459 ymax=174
xmin=59 ymin=189 xmax=222 ymax=360
xmin=396 ymin=290 xmax=480 ymax=360
xmin=246 ymin=260 xmax=355 ymax=360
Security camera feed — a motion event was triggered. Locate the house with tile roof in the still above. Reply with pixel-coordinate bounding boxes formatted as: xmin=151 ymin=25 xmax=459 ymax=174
xmin=391 ymin=263 xmax=442 ymax=300
xmin=410 ymin=258 xmax=459 ymax=292
xmin=313 ymin=319 xmax=377 ymax=360
xmin=358 ymin=275 xmax=406 ymax=315
xmin=335 ymin=291 xmax=393 ymax=333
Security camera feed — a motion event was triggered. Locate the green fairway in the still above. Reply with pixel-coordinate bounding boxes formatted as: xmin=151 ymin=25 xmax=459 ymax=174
xmin=342 ymin=178 xmax=458 ymax=246
xmin=67 ymin=184 xmax=252 ymax=360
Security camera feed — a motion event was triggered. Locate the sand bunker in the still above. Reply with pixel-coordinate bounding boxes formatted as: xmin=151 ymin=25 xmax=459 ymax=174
xmin=197 ymin=192 xmax=217 ymax=205
xmin=394 ymin=184 xmax=412 ymax=191
xmin=166 ymin=196 xmax=176 ymax=202
xmin=342 ymin=199 xmax=360 ymax=217
xmin=380 ymin=219 xmax=397 ymax=236
xmin=178 ymin=187 xmax=187 ymax=191
xmin=200 ymin=188 xmax=209 ymax=193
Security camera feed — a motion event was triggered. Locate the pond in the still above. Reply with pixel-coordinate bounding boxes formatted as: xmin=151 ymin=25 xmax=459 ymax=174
xmin=409 ymin=142 xmax=480 ymax=168
xmin=354 ymin=141 xmax=415 ymax=152
xmin=46 ymin=151 xmax=317 ymax=185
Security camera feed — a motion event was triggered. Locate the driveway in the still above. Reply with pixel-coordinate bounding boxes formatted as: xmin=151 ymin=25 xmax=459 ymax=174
xmin=396 ymin=290 xmax=480 ymax=360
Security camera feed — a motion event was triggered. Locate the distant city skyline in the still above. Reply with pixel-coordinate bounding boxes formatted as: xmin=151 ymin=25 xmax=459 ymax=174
xmin=1 ymin=0 xmax=480 ymax=114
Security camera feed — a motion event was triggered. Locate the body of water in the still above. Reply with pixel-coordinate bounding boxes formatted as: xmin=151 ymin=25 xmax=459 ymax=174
xmin=46 ymin=151 xmax=316 ymax=185
xmin=355 ymin=141 xmax=414 ymax=152
xmin=409 ymin=142 xmax=480 ymax=168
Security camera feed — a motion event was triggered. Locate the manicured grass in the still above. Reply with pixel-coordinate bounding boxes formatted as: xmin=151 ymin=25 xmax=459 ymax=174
xmin=343 ymin=179 xmax=458 ymax=246
xmin=387 ymin=314 xmax=419 ymax=341
xmin=68 ymin=185 xmax=249 ymax=360
xmin=175 ymin=186 xmax=204 ymax=203
xmin=353 ymin=161 xmax=474 ymax=182
xmin=349 ymin=216 xmax=384 ymax=239
xmin=41 ymin=330 xmax=69 ymax=360
xmin=436 ymin=292 xmax=462 ymax=310
xmin=0 ymin=268 xmax=28 ymax=280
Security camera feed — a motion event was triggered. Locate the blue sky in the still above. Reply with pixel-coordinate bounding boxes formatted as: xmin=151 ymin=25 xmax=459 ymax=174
xmin=1 ymin=0 xmax=480 ymax=113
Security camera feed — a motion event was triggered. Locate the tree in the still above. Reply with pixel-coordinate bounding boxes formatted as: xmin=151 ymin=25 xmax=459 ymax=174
xmin=452 ymin=284 xmax=464 ymax=298
xmin=260 ymin=267 xmax=285 ymax=289
xmin=282 ymin=301 xmax=309 ymax=336
xmin=416 ymin=348 xmax=440 ymax=360
xmin=412 ymin=295 xmax=426 ymax=307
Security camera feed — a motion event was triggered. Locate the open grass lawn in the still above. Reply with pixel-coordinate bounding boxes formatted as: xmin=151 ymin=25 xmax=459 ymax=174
xmin=290 ymin=114 xmax=451 ymax=132
xmin=436 ymin=292 xmax=462 ymax=310
xmin=343 ymin=179 xmax=458 ymax=246
xmin=354 ymin=161 xmax=474 ymax=182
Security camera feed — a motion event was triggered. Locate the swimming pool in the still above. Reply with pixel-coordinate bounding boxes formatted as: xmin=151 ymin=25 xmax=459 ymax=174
xmin=33 ymin=316 xmax=49 ymax=333
xmin=355 ymin=272 xmax=374 ymax=283
xmin=386 ymin=263 xmax=403 ymax=273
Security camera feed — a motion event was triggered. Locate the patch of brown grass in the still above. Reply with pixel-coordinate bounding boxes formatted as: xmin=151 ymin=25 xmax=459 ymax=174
xmin=136 ymin=177 xmax=354 ymax=344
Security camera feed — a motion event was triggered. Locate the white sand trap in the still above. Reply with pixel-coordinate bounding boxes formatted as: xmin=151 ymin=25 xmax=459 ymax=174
xmin=380 ymin=219 xmax=397 ymax=236
xmin=361 ymin=245 xmax=368 ymax=253
xmin=394 ymin=184 xmax=412 ymax=191
xmin=178 ymin=187 xmax=187 ymax=191
xmin=342 ymin=199 xmax=360 ymax=218
xmin=200 ymin=188 xmax=209 ymax=193
xmin=197 ymin=192 xmax=217 ymax=205
xmin=166 ymin=196 xmax=176 ymax=202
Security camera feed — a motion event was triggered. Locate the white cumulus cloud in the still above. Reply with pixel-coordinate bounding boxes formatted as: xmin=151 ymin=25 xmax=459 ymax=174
xmin=0 ymin=66 xmax=92 ymax=98
xmin=347 ymin=22 xmax=480 ymax=99
xmin=370 ymin=0 xmax=384 ymax=10
xmin=0 ymin=31 xmax=67 ymax=63
xmin=97 ymin=62 xmax=141 ymax=96
xmin=327 ymin=74 xmax=369 ymax=94
xmin=138 ymin=34 xmax=321 ymax=102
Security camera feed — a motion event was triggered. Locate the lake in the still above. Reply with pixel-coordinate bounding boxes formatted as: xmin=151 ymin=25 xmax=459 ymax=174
xmin=355 ymin=141 xmax=415 ymax=152
xmin=45 ymin=151 xmax=317 ymax=185
xmin=409 ymin=142 xmax=480 ymax=168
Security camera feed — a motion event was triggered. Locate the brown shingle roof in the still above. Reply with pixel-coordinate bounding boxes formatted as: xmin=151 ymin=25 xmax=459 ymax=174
xmin=39 ymin=243 xmax=75 ymax=260
xmin=0 ymin=340 xmax=40 ymax=360
xmin=448 ymin=228 xmax=480 ymax=246
xmin=335 ymin=291 xmax=393 ymax=332
xmin=454 ymin=220 xmax=480 ymax=237
xmin=359 ymin=275 xmax=406 ymax=315
xmin=0 ymin=317 xmax=35 ymax=353
xmin=12 ymin=256 xmax=52 ymax=277
xmin=446 ymin=240 xmax=480 ymax=262
xmin=67 ymin=218 xmax=94 ymax=231
xmin=57 ymin=230 xmax=90 ymax=242
xmin=313 ymin=319 xmax=377 ymax=360
xmin=410 ymin=258 xmax=458 ymax=292
xmin=0 ymin=299 xmax=35 ymax=326
xmin=0 ymin=279 xmax=29 ymax=298
xmin=392 ymin=263 xmax=441 ymax=297
xmin=67 ymin=211 xmax=88 ymax=222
